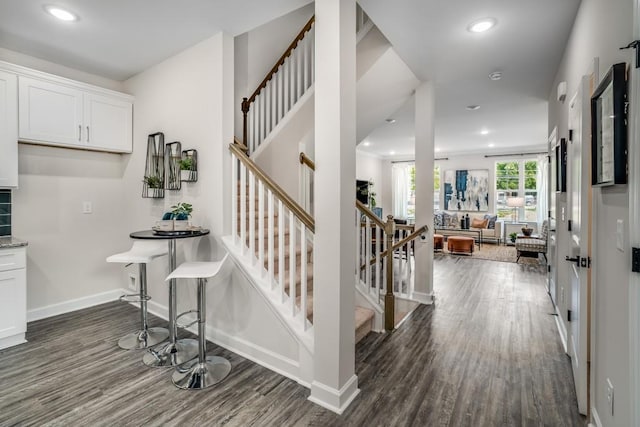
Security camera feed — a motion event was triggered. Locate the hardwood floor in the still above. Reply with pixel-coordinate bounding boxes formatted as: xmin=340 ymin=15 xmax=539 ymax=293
xmin=0 ymin=256 xmax=585 ymax=426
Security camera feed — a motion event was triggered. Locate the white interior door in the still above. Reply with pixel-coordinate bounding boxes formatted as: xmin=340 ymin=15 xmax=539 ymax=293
xmin=567 ymin=76 xmax=590 ymax=415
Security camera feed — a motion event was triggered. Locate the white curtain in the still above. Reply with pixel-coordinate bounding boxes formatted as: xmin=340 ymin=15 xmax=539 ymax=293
xmin=537 ymin=154 xmax=549 ymax=225
xmin=392 ymin=164 xmax=408 ymax=218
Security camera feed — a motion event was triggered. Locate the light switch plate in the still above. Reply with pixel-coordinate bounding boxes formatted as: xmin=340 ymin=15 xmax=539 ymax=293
xmin=82 ymin=201 xmax=93 ymax=214
xmin=616 ymin=219 xmax=624 ymax=251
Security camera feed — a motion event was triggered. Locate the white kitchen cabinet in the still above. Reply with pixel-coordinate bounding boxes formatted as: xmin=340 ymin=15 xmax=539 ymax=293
xmin=17 ymin=74 xmax=133 ymax=153
xmin=0 ymin=246 xmax=26 ymax=349
xmin=0 ymin=70 xmax=18 ymax=188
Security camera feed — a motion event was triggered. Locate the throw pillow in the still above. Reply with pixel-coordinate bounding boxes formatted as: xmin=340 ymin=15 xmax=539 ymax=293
xmin=483 ymin=214 xmax=498 ymax=230
xmin=471 ymin=217 xmax=488 ymax=229
xmin=449 ymin=212 xmax=459 ymax=228
xmin=434 ymin=211 xmax=444 ymax=228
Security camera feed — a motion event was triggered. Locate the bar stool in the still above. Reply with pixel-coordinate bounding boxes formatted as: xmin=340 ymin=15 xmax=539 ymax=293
xmin=106 ymin=240 xmax=169 ymax=349
xmin=166 ymin=253 xmax=232 ymax=390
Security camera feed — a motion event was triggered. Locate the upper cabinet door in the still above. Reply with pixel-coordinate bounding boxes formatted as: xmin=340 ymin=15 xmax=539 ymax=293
xmin=18 ymin=76 xmax=83 ymax=147
xmin=84 ymin=93 xmax=132 ymax=153
xmin=0 ymin=71 xmax=18 ymax=188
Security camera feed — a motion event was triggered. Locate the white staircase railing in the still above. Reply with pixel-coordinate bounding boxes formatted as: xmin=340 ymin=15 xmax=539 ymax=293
xmin=230 ymin=141 xmax=314 ymax=332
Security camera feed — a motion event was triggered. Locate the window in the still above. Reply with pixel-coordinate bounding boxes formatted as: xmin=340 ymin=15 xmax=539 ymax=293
xmin=392 ymin=162 xmax=415 ymax=219
xmin=495 ymin=159 xmax=539 ymax=221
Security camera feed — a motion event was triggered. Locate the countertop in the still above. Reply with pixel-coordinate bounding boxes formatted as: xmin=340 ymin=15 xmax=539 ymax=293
xmin=0 ymin=237 xmax=28 ymax=249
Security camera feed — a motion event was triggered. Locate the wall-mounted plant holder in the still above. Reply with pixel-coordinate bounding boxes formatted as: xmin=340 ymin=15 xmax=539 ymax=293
xmin=165 ymin=141 xmax=182 ymax=190
xmin=142 ymin=132 xmax=165 ymax=198
xmin=180 ymin=149 xmax=198 ymax=182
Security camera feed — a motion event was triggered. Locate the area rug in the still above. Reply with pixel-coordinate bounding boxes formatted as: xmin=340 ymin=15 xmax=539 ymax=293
xmin=437 ymin=243 xmax=544 ymax=265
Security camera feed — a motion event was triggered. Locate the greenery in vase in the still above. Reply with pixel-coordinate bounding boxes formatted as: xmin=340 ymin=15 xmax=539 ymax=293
xmin=143 ymin=175 xmax=163 ymax=189
xmin=170 ymin=202 xmax=193 ymax=220
xmin=509 ymin=232 xmax=518 ymax=242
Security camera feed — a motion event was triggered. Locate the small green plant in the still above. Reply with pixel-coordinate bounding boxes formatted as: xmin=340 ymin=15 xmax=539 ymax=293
xmin=143 ymin=175 xmax=163 ymax=189
xmin=509 ymin=232 xmax=518 ymax=242
xmin=178 ymin=157 xmax=193 ymax=170
xmin=171 ymin=202 xmax=193 ymax=220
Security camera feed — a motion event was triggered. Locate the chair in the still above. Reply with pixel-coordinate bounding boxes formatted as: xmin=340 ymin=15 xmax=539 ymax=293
xmin=515 ymin=220 xmax=548 ymax=262
xmin=106 ymin=240 xmax=169 ymax=349
xmin=166 ymin=253 xmax=233 ymax=390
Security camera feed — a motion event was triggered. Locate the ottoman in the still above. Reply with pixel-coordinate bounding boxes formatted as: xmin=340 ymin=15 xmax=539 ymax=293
xmin=433 ymin=234 xmax=444 ymax=251
xmin=447 ymin=236 xmax=474 ymax=255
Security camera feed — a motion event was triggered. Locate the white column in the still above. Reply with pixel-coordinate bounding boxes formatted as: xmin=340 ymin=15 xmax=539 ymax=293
xmin=412 ymin=81 xmax=435 ymax=303
xmin=309 ymin=0 xmax=359 ymax=414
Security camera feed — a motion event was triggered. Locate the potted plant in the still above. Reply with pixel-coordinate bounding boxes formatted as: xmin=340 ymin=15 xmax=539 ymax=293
xmin=509 ymin=232 xmax=518 ymax=243
xmin=170 ymin=202 xmax=193 ymax=230
xmin=179 ymin=157 xmax=194 ymax=182
xmin=143 ymin=175 xmax=163 ymax=197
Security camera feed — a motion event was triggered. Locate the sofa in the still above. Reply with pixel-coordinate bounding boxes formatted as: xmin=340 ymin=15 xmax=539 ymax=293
xmin=434 ymin=211 xmax=503 ymax=244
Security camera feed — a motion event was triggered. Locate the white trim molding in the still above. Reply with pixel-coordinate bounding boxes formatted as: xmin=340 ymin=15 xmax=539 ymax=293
xmin=308 ymin=374 xmax=360 ymax=415
xmin=27 ymin=289 xmax=122 ymax=322
xmin=590 ymin=406 xmax=603 ymax=427
xmin=410 ymin=290 xmax=434 ymax=305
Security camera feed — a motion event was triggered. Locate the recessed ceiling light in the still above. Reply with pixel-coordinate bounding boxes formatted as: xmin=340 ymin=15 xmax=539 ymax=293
xmin=488 ymin=143 xmax=495 ymax=148
xmin=467 ymin=18 xmax=497 ymax=33
xmin=435 ymin=147 xmax=441 ymax=152
xmin=44 ymin=5 xmax=78 ymax=21
xmin=480 ymin=129 xmax=489 ymax=135
xmin=362 ymin=141 xmax=371 ymax=146
xmin=389 ymin=151 xmax=396 ymax=155
xmin=489 ymin=71 xmax=503 ymax=81
xmin=466 ymin=105 xmax=480 ymax=111
xmin=385 ymin=118 xmax=396 ymax=124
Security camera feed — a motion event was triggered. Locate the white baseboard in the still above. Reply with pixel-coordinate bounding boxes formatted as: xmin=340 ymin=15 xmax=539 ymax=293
xmin=0 ymin=333 xmax=26 ymax=350
xmin=410 ymin=290 xmax=434 ymax=305
xmin=308 ymin=374 xmax=360 ymax=415
xmin=591 ymin=406 xmax=602 ymax=427
xmin=145 ymin=298 xmax=309 ymax=388
xmin=27 ymin=289 xmax=122 ymax=322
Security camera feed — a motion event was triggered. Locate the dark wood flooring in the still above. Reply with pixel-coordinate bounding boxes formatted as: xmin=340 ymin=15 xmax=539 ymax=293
xmin=0 ymin=256 xmax=586 ymax=426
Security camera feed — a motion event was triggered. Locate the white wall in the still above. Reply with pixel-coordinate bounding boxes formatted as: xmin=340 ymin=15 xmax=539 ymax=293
xmin=548 ymin=0 xmax=633 ymax=425
xmin=123 ymin=33 xmax=302 ymax=380
xmin=1 ymin=48 xmax=128 ymax=312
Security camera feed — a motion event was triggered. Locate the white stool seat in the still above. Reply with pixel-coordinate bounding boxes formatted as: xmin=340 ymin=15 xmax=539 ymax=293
xmin=107 ymin=240 xmax=167 ymax=264
xmin=166 ymin=258 xmax=227 ymax=281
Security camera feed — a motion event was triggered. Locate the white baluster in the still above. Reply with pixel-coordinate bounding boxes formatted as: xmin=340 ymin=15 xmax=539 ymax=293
xmin=365 ymin=217 xmax=371 ymax=291
xmin=278 ymin=200 xmax=285 ymax=302
xmin=289 ymin=212 xmax=296 ymax=317
xmin=283 ymin=61 xmax=290 ymax=115
xmin=268 ymin=190 xmax=275 ymax=288
xmin=309 ymin=27 xmax=315 ymax=87
xmin=300 ymin=223 xmax=308 ymax=329
xmin=231 ymin=154 xmax=238 ymax=244
xmin=248 ymin=107 xmax=254 ymax=154
xmin=297 ymin=45 xmax=303 ymax=102
xmin=240 ymin=163 xmax=247 ymax=255
xmin=258 ymin=181 xmax=265 ymax=275
xmin=355 ymin=210 xmax=361 ymax=278
xmin=271 ymin=79 xmax=277 ymax=134
xmin=248 ymin=171 xmax=256 ymax=262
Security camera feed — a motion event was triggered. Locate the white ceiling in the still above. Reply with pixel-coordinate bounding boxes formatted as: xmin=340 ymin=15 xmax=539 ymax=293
xmin=358 ymin=0 xmax=581 ymax=158
xmin=0 ymin=0 xmax=311 ymax=81
xmin=0 ymin=0 xmax=581 ymax=157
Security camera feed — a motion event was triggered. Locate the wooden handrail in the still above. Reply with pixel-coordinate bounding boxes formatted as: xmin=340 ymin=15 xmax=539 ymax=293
xmin=234 ymin=137 xmax=249 ymax=153
xmin=299 ymin=152 xmax=315 ymax=171
xmin=360 ymin=225 xmax=428 ymax=270
xmin=356 ymin=200 xmax=386 ymax=229
xmin=230 ymin=142 xmax=315 ymax=233
xmin=242 ymin=16 xmax=315 ymax=111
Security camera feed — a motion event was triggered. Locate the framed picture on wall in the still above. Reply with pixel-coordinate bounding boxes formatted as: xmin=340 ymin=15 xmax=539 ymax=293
xmin=591 ymin=62 xmax=628 ymax=186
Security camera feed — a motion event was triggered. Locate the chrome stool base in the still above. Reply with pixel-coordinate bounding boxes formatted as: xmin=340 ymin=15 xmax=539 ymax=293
xmin=172 ymin=356 xmax=231 ymax=390
xmin=118 ymin=327 xmax=169 ymax=350
xmin=142 ymin=338 xmax=199 ymax=367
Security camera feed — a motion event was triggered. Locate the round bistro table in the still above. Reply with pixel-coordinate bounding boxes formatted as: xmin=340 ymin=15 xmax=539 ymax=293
xmin=130 ymin=229 xmax=210 ymax=367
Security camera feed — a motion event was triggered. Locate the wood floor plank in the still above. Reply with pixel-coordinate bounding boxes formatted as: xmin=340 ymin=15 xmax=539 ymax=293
xmin=0 ymin=255 xmax=586 ymax=426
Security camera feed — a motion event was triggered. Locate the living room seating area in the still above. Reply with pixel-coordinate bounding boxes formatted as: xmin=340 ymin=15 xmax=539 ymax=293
xmin=434 ymin=211 xmax=503 ymax=245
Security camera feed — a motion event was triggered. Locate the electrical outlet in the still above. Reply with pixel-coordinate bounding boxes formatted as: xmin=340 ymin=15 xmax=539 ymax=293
xmin=128 ymin=274 xmax=137 ymax=291
xmin=82 ymin=201 xmax=92 ymax=214
xmin=606 ymin=378 xmax=614 ymax=416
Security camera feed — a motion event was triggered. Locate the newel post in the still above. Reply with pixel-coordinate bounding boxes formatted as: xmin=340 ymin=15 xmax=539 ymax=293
xmin=241 ymin=97 xmax=249 ymax=148
xmin=384 ymin=214 xmax=395 ymax=331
